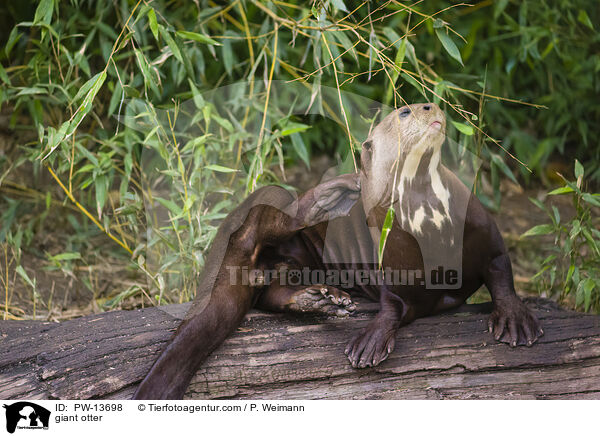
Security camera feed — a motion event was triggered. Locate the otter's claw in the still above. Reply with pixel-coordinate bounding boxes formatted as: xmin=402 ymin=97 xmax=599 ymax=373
xmin=345 ymin=317 xmax=398 ymax=368
xmin=488 ymin=299 xmax=543 ymax=347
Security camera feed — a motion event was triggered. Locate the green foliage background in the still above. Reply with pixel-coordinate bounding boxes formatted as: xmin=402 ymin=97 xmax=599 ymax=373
xmin=0 ymin=0 xmax=598 ymax=317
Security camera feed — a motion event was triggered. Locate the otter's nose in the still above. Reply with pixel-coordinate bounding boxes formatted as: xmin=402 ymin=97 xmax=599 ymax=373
xmin=423 ymin=105 xmax=431 ymax=111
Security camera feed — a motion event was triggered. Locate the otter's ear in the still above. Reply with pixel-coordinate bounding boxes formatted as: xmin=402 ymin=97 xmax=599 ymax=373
xmin=302 ymin=173 xmax=361 ymax=226
xmin=360 ymin=140 xmax=372 ymax=175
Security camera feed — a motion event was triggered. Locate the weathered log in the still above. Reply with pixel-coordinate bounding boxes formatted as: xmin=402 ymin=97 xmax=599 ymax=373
xmin=1 ymin=297 xmax=599 ymax=399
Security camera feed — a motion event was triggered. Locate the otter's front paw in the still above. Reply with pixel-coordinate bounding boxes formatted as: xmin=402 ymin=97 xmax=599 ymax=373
xmin=344 ymin=317 xmax=398 ymax=368
xmin=488 ymin=299 xmax=544 ymax=347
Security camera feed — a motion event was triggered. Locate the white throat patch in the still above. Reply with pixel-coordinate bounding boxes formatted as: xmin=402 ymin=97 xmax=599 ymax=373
xmin=396 ymin=137 xmax=452 ymax=240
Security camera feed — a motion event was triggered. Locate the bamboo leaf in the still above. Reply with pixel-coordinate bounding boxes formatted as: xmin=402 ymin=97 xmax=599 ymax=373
xmin=156 ymin=197 xmax=183 ymax=216
xmin=490 ymin=153 xmax=518 ymax=185
xmin=49 ymin=252 xmax=82 ymax=261
xmin=290 ymin=132 xmax=310 ymax=169
xmin=435 ymin=28 xmax=463 ymax=66
xmin=451 ymin=120 xmax=474 ymax=136
xmin=16 ymin=266 xmax=36 ymax=289
xmin=68 ymin=71 xmax=106 ymax=136
xmin=578 ymin=10 xmax=594 ymax=30
xmin=147 ymin=9 xmax=159 ymax=41
xmin=134 ymin=49 xmax=160 ymax=96
xmin=5 ymin=27 xmax=21 ymax=57
xmin=521 ymin=224 xmax=554 ymax=238
xmin=547 ymin=186 xmax=574 ymax=195
xmin=330 ymin=0 xmax=348 ymax=12
xmin=95 ymin=174 xmax=108 ymax=218
xmin=574 ymin=159 xmax=584 ymax=179
xmin=204 ymin=164 xmax=238 ymax=173
xmin=378 ymin=206 xmax=395 ymax=269
xmin=176 ymin=30 xmax=221 ymax=46
xmin=159 ymin=26 xmax=183 ymax=63
xmin=34 ymin=0 xmax=54 ymax=25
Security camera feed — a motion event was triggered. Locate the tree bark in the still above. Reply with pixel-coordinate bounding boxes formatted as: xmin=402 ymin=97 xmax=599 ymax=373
xmin=1 ymin=298 xmax=599 ymax=399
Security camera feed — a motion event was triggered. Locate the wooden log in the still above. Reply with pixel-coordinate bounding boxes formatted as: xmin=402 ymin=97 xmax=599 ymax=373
xmin=1 ymin=298 xmax=599 ymax=399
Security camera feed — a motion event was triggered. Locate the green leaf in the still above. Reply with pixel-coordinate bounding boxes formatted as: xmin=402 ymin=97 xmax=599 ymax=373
xmin=565 ymin=264 xmax=575 ymax=285
xmin=68 ymin=71 xmax=106 ymax=136
xmin=147 ymin=9 xmax=159 ymax=41
xmin=16 ymin=87 xmax=46 ymax=96
xmin=494 ymin=0 xmax=510 ymax=18
xmin=451 ymin=120 xmax=474 ymax=136
xmin=204 ymin=164 xmax=238 ymax=173
xmin=583 ymin=279 xmax=595 ymax=312
xmin=435 ymin=28 xmax=463 ymax=66
xmin=281 ymin=122 xmax=310 ymax=136
xmin=368 ymin=30 xmax=376 ymax=81
xmin=156 ymin=197 xmax=183 ymax=216
xmin=49 ymin=252 xmax=82 ymax=261
xmin=108 ymin=81 xmax=123 ymax=117
xmin=5 ymin=27 xmax=21 ymax=57
xmin=333 ymin=30 xmax=358 ymax=64
xmin=401 ymin=72 xmax=427 ymax=98
xmin=490 ymin=153 xmax=519 ymax=185
xmin=159 ymin=26 xmax=183 ymax=63
xmin=16 ymin=266 xmax=36 ymax=289
xmin=221 ymin=40 xmax=233 ymax=76
xmin=0 ymin=63 xmax=10 ymax=85
xmin=290 ymin=132 xmax=310 ymax=169
xmin=582 ymin=193 xmax=600 ymax=207
xmin=551 ymin=205 xmax=560 ymax=226
xmin=547 ymin=186 xmax=574 ymax=195
xmin=521 ymin=224 xmax=554 ymax=238
xmin=574 ymin=159 xmax=584 ymax=179
xmin=212 ymin=114 xmax=233 ymax=132
xmin=182 ymin=134 xmax=210 ymax=153
xmin=188 ymin=79 xmax=205 ymax=110
xmin=34 ymin=0 xmax=54 ymax=25
xmin=134 ymin=49 xmax=160 ymax=96
xmin=176 ymin=30 xmax=221 ymax=46
xmin=95 ymin=174 xmax=108 ymax=218
xmin=330 ymin=0 xmax=348 ymax=12
xmin=578 ymin=10 xmax=594 ymax=30
xmin=73 ymin=72 xmax=103 ymax=102
xmin=378 ymin=206 xmax=395 ymax=269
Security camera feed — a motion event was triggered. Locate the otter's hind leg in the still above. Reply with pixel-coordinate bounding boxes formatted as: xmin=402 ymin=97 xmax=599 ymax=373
xmin=256 ymin=283 xmax=356 ymax=316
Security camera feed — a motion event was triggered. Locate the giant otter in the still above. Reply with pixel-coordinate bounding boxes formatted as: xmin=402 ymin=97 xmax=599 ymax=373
xmin=133 ymin=103 xmax=543 ymax=400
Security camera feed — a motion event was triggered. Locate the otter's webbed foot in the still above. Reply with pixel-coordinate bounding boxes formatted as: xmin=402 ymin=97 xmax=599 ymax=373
xmin=289 ymin=286 xmax=356 ymax=316
xmin=344 ymin=314 xmax=398 ymax=368
xmin=488 ymin=297 xmax=544 ymax=347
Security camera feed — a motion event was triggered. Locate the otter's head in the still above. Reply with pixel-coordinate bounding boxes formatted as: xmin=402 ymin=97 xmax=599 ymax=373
xmin=360 ymin=102 xmax=446 ymax=215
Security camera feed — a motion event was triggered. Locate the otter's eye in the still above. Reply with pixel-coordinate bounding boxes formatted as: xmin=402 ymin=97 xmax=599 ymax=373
xmin=399 ymin=108 xmax=410 ymax=118
xmin=362 ymin=140 xmax=372 ymax=150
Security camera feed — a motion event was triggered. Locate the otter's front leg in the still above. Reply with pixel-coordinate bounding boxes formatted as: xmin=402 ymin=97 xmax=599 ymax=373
xmin=344 ymin=288 xmax=413 ymax=368
xmin=485 ymin=253 xmax=544 ymax=346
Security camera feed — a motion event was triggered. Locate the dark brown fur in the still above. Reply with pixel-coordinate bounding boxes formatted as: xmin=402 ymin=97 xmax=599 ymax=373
xmin=133 ymin=105 xmax=542 ymax=399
